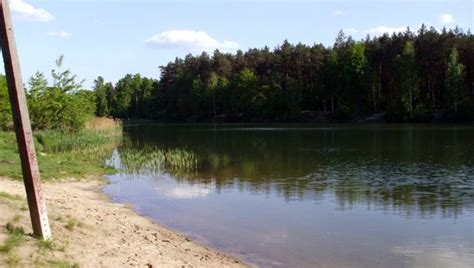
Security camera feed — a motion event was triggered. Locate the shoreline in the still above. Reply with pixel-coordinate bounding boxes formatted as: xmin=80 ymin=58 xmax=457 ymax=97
xmin=0 ymin=177 xmax=248 ymax=267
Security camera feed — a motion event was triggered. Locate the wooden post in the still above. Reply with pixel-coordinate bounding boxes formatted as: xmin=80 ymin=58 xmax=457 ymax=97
xmin=0 ymin=0 xmax=51 ymax=240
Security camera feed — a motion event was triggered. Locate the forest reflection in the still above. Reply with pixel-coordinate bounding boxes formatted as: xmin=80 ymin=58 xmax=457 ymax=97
xmin=114 ymin=124 xmax=474 ymax=218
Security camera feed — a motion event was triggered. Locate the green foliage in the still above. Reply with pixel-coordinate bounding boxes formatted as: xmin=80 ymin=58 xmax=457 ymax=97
xmin=34 ymin=130 xmax=115 ymax=153
xmin=412 ymin=104 xmax=430 ymax=122
xmin=65 ymin=218 xmax=83 ymax=231
xmin=109 ymin=74 xmax=156 ymax=119
xmin=390 ymin=41 xmax=420 ymax=121
xmin=119 ymin=146 xmax=198 ymax=174
xmin=93 ymin=26 xmax=473 ymax=123
xmin=445 ymin=47 xmax=466 ymax=114
xmin=0 ymin=26 xmax=472 ymax=124
xmin=0 ymin=128 xmax=120 ymax=180
xmin=0 ymin=192 xmax=22 ymax=201
xmin=94 ymin=76 xmax=109 ymax=117
xmin=0 ymin=223 xmax=25 ymax=253
xmin=338 ymin=42 xmax=369 ymax=114
xmin=446 ymin=97 xmax=474 ymax=122
xmin=385 ymin=98 xmax=409 ymax=123
xmin=27 ymin=56 xmax=94 ymax=131
xmin=120 ymin=140 xmax=200 ymax=173
xmin=37 ymin=239 xmax=57 ymax=251
xmin=334 ymin=104 xmax=351 ymax=122
xmin=0 ymin=75 xmax=12 ymax=130
xmin=45 ymin=259 xmax=80 ymax=268
xmin=233 ymin=68 xmax=262 ymax=118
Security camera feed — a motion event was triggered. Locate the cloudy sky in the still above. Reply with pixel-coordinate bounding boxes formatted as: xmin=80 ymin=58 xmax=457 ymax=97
xmin=5 ymin=0 xmax=474 ymax=87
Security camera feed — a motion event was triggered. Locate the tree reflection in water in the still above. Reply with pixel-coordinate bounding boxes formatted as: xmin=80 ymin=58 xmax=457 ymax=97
xmin=112 ymin=124 xmax=474 ymax=218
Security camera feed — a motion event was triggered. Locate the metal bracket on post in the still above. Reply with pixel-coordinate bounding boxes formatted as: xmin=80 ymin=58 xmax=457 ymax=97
xmin=0 ymin=0 xmax=51 ymax=240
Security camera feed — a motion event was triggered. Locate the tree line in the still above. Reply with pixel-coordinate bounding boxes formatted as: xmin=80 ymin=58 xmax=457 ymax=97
xmin=0 ymin=25 xmax=473 ymax=132
xmin=96 ymin=25 xmax=473 ymax=123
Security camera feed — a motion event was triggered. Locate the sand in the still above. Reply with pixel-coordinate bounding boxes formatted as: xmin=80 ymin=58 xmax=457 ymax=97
xmin=0 ymin=177 xmax=248 ymax=267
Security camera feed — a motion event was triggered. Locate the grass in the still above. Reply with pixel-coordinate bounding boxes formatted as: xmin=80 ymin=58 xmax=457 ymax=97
xmin=6 ymin=253 xmax=20 ymax=266
xmin=33 ymin=257 xmax=80 ymax=268
xmin=65 ymin=218 xmax=83 ymax=231
xmin=37 ymin=239 xmax=56 ymax=251
xmin=0 ymin=204 xmax=75 ymax=267
xmin=0 ymin=119 xmax=121 ymax=180
xmin=11 ymin=215 xmax=21 ymax=224
xmin=120 ymin=147 xmax=199 ymax=174
xmin=0 ymin=223 xmax=25 ymax=254
xmin=46 ymin=259 xmax=79 ymax=268
xmin=0 ymin=192 xmax=22 ymax=201
xmin=0 ymin=222 xmax=25 ymax=267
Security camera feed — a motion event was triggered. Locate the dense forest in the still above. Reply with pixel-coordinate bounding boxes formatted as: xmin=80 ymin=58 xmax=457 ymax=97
xmin=96 ymin=25 xmax=473 ymax=123
xmin=1 ymin=25 xmax=473 ymax=131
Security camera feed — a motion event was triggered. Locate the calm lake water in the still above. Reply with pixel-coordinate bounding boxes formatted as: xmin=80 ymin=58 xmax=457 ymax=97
xmin=104 ymin=124 xmax=474 ymax=268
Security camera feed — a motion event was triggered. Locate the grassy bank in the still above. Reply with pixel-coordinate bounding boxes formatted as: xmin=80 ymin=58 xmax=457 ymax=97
xmin=0 ymin=118 xmax=121 ymax=181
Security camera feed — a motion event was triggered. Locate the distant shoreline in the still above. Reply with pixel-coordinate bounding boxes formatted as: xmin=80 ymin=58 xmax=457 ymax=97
xmin=120 ymin=112 xmax=474 ymax=125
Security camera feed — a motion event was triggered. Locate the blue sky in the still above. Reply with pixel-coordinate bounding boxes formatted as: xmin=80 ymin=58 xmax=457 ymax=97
xmin=5 ymin=0 xmax=474 ymax=88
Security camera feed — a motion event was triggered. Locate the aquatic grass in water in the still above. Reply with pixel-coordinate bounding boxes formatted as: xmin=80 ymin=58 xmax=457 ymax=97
xmin=119 ymin=147 xmax=199 ymax=174
xmin=106 ymin=124 xmax=474 ymax=268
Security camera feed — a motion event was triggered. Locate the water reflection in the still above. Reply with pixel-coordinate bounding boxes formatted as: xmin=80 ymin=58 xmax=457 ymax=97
xmin=113 ymin=125 xmax=474 ymax=217
xmin=105 ymin=124 xmax=474 ymax=267
xmin=392 ymin=238 xmax=474 ymax=267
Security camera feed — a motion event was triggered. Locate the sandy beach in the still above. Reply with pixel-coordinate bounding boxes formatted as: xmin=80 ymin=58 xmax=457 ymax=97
xmin=0 ymin=177 xmax=248 ymax=267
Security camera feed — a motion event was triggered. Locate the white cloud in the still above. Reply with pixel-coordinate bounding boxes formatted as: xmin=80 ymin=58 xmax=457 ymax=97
xmin=366 ymin=26 xmax=407 ymax=36
xmin=48 ymin=31 xmax=72 ymax=39
xmin=10 ymin=0 xmax=53 ymax=22
xmin=332 ymin=9 xmax=345 ymax=16
xmin=439 ymin=14 xmax=455 ymax=24
xmin=146 ymin=30 xmax=239 ymax=52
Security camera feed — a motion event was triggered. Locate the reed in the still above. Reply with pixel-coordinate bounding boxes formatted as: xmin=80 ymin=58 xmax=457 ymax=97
xmin=0 ymin=118 xmax=122 ymax=180
xmin=85 ymin=117 xmax=121 ymax=131
xmin=119 ymin=147 xmax=199 ymax=174
xmin=35 ymin=128 xmax=120 ymax=154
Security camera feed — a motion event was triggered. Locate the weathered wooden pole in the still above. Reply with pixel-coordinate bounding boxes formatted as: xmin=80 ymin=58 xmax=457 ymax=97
xmin=0 ymin=0 xmax=51 ymax=240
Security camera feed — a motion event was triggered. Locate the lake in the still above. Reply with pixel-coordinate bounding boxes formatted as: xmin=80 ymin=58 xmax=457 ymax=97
xmin=104 ymin=124 xmax=474 ymax=268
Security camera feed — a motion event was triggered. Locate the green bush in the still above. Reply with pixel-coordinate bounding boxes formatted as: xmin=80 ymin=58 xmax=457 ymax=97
xmin=0 ymin=75 xmax=12 ymax=131
xmin=446 ymin=97 xmax=474 ymax=122
xmin=412 ymin=104 xmax=431 ymax=123
xmin=27 ymin=56 xmax=95 ymax=132
xmin=385 ymin=99 xmax=408 ymax=122
xmin=334 ymin=104 xmax=351 ymax=122
xmin=458 ymin=98 xmax=474 ymax=121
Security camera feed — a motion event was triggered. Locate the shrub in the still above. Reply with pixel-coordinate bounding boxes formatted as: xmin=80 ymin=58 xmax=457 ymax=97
xmin=27 ymin=56 xmax=95 ymax=132
xmin=385 ymin=99 xmax=408 ymax=123
xmin=0 ymin=75 xmax=12 ymax=131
